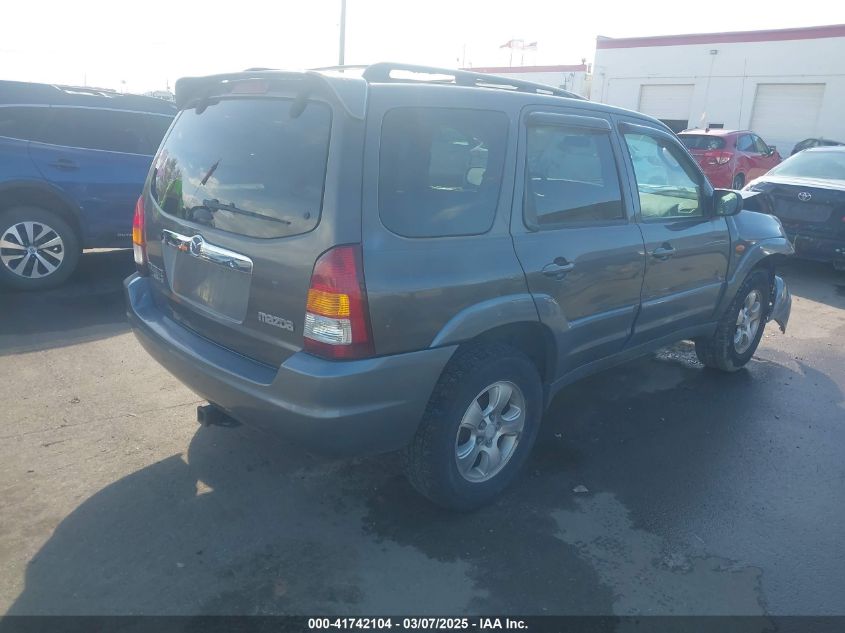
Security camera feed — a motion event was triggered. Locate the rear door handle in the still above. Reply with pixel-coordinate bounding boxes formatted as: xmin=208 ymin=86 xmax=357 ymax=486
xmin=49 ymin=158 xmax=79 ymax=171
xmin=651 ymin=244 xmax=676 ymax=261
xmin=542 ymin=257 xmax=575 ymax=279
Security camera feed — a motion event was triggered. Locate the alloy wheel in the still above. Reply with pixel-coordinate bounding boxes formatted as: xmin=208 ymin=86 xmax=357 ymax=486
xmin=0 ymin=221 xmax=65 ymax=279
xmin=455 ymin=381 xmax=526 ymax=483
xmin=734 ymin=289 xmax=763 ymax=354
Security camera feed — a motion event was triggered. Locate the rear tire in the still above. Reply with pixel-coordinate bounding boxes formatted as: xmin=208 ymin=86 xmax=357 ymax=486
xmin=695 ymin=270 xmax=771 ymax=372
xmin=402 ymin=343 xmax=543 ymax=510
xmin=732 ymin=173 xmax=746 ymax=189
xmin=0 ymin=206 xmax=80 ymax=290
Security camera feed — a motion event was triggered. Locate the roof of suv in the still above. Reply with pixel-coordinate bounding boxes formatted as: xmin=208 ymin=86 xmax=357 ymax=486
xmin=0 ymin=80 xmax=177 ymax=115
xmin=174 ymin=62 xmax=670 ymax=131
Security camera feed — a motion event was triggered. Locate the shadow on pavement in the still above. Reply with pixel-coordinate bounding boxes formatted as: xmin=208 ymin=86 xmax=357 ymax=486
xmin=0 ymin=250 xmax=134 ymax=356
xmin=9 ymin=338 xmax=843 ymax=615
xmin=777 ymin=257 xmax=845 ymax=309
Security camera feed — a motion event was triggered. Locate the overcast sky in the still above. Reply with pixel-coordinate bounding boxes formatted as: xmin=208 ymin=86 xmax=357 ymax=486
xmin=2 ymin=0 xmax=844 ymax=93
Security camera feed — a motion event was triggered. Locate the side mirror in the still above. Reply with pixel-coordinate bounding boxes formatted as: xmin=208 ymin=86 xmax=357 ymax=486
xmin=767 ymin=146 xmax=777 ymax=157
xmin=714 ymin=189 xmax=743 ymax=216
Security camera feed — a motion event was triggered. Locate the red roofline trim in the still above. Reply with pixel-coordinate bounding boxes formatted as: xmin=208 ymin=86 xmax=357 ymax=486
xmin=596 ymin=24 xmax=845 ymax=49
xmin=464 ymin=64 xmax=588 ymax=74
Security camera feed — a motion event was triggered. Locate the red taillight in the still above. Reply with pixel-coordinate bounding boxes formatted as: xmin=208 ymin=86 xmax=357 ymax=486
xmin=132 ymin=196 xmax=147 ymax=274
xmin=706 ymin=151 xmax=731 ymax=166
xmin=303 ymin=245 xmax=374 ymax=360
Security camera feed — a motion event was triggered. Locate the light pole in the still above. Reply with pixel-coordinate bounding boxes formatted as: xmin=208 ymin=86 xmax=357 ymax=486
xmin=339 ymin=0 xmax=347 ymax=66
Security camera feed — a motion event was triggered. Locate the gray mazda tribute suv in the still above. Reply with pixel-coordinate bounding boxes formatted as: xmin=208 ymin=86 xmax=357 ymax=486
xmin=125 ymin=63 xmax=792 ymax=509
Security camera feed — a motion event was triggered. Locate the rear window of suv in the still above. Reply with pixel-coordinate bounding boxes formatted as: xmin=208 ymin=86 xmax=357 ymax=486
xmin=152 ymin=98 xmax=331 ymax=239
xmin=680 ymin=135 xmax=726 ymax=150
xmin=378 ymin=107 xmax=509 ymax=238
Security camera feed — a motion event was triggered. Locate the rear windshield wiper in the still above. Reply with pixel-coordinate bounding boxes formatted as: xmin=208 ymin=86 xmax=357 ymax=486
xmin=199 ymin=199 xmax=292 ymax=225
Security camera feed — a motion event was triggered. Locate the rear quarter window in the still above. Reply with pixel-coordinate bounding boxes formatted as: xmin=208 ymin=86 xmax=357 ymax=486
xmin=0 ymin=106 xmax=50 ymax=141
xmin=144 ymin=114 xmax=174 ymax=153
xmin=378 ymin=107 xmax=509 ymax=238
xmin=152 ymin=97 xmax=331 ymax=239
xmin=34 ymin=108 xmax=161 ymax=154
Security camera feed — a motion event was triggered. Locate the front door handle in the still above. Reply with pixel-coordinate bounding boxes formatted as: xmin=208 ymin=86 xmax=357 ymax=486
xmin=49 ymin=158 xmax=79 ymax=171
xmin=651 ymin=244 xmax=676 ymax=261
xmin=542 ymin=257 xmax=575 ymax=279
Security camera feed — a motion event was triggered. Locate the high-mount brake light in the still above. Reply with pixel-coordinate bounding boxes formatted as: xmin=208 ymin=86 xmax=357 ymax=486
xmin=303 ymin=245 xmax=374 ymax=360
xmin=228 ymin=79 xmax=269 ymax=95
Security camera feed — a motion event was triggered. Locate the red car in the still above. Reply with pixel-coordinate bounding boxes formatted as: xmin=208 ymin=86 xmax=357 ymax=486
xmin=679 ymin=129 xmax=782 ymax=189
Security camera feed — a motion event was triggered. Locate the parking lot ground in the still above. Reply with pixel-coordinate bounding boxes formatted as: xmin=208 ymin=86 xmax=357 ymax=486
xmin=1 ymin=250 xmax=844 ymax=616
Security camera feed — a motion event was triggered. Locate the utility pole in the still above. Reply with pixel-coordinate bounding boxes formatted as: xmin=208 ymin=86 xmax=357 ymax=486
xmin=339 ymin=0 xmax=347 ymax=66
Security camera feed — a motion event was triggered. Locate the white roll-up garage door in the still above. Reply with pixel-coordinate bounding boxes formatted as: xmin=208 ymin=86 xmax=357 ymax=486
xmin=638 ymin=84 xmax=694 ymax=129
xmin=749 ymin=83 xmax=825 ymax=154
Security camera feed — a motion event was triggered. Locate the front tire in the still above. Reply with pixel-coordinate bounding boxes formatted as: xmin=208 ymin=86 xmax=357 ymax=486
xmin=402 ymin=343 xmax=543 ymax=510
xmin=732 ymin=173 xmax=746 ymax=190
xmin=0 ymin=207 xmax=80 ymax=290
xmin=695 ymin=270 xmax=771 ymax=372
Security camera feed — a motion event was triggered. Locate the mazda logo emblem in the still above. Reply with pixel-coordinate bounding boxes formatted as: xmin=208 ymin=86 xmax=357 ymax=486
xmin=189 ymin=235 xmax=204 ymax=256
xmin=797 ymin=192 xmax=812 ymax=202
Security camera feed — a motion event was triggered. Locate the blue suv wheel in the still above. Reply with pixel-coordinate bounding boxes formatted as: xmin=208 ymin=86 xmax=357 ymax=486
xmin=0 ymin=206 xmax=80 ymax=290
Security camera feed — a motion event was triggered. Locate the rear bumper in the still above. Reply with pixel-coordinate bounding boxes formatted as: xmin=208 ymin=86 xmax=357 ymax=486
xmin=786 ymin=232 xmax=845 ymax=266
xmin=769 ymin=275 xmax=791 ymax=333
xmin=124 ymin=274 xmax=456 ymax=456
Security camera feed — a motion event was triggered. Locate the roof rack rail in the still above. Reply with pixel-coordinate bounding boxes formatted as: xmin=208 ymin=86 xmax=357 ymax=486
xmin=310 ymin=64 xmax=369 ymax=73
xmin=56 ymin=85 xmax=119 ymax=96
xmin=359 ymin=62 xmax=583 ymax=100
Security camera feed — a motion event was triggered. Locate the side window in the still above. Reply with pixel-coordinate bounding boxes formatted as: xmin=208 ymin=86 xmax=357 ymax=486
xmin=753 ymin=135 xmax=770 ymax=154
xmin=623 ymin=132 xmax=702 ymax=220
xmin=736 ymin=135 xmax=755 ymax=152
xmin=524 ymin=125 xmax=624 ymax=227
xmin=35 ymin=108 xmax=153 ymax=154
xmin=0 ymin=106 xmax=49 ymax=141
xmin=143 ymin=114 xmax=174 ymax=154
xmin=378 ymin=107 xmax=508 ymax=238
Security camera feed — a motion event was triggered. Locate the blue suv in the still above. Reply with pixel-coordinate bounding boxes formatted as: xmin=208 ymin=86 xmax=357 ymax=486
xmin=0 ymin=81 xmax=175 ymax=289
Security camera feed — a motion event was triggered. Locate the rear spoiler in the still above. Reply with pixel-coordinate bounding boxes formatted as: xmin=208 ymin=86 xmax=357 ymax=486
xmin=174 ymin=70 xmax=368 ymax=120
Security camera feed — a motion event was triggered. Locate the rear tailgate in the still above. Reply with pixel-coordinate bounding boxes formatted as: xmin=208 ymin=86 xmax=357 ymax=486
xmin=687 ymin=147 xmax=729 ymax=171
xmin=680 ymin=135 xmax=729 ymax=171
xmin=141 ymin=80 xmax=359 ymax=367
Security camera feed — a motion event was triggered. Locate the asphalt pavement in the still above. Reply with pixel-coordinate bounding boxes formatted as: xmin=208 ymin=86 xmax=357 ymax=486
xmin=0 ymin=250 xmax=843 ymax=617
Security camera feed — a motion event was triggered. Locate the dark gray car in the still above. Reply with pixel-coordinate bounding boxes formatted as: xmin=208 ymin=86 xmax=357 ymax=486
xmin=125 ymin=63 xmax=792 ymax=510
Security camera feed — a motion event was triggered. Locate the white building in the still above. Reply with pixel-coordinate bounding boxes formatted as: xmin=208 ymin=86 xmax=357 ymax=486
xmin=591 ymin=24 xmax=845 ymax=154
xmin=468 ymin=64 xmax=591 ymax=98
